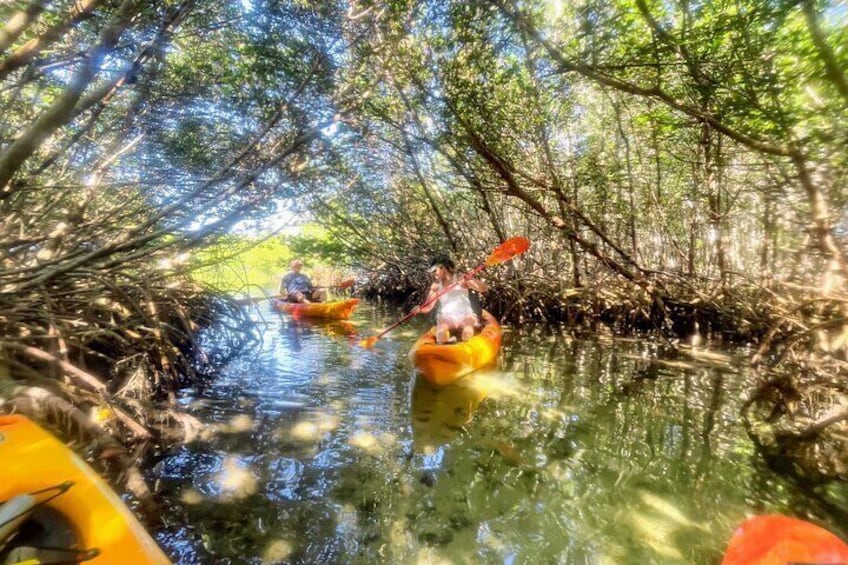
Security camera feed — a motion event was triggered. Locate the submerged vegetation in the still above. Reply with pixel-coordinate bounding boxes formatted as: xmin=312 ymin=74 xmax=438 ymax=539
xmin=1 ymin=0 xmax=846 ymax=521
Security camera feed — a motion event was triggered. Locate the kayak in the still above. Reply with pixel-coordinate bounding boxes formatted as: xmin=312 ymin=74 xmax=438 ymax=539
xmin=410 ymin=374 xmax=489 ymax=450
xmin=0 ymin=415 xmax=170 ymax=564
xmin=272 ymin=298 xmax=359 ymax=320
xmin=409 ymin=310 xmax=502 ymax=386
xmin=721 ymin=514 xmax=848 ymax=565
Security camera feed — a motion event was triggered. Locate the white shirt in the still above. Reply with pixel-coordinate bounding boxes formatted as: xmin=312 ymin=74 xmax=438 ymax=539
xmin=437 ymin=275 xmax=473 ymax=320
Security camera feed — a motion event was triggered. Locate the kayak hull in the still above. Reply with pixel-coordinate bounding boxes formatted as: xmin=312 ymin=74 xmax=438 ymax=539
xmin=0 ymin=415 xmax=170 ymax=564
xmin=409 ymin=310 xmax=501 ymax=386
xmin=272 ymin=298 xmax=359 ymax=320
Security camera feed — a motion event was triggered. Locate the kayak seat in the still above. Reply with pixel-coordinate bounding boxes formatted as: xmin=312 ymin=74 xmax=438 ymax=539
xmin=0 ymin=500 xmax=96 ymax=564
xmin=0 ymin=494 xmax=36 ymax=547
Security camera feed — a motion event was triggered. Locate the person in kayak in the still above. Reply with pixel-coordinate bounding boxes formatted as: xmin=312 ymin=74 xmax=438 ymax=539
xmin=414 ymin=254 xmax=488 ymax=344
xmin=280 ymin=259 xmax=327 ymax=303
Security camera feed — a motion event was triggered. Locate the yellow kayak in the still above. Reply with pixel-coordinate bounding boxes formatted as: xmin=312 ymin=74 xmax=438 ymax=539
xmin=409 ymin=310 xmax=502 ymax=386
xmin=0 ymin=415 xmax=170 ymax=564
xmin=272 ymin=298 xmax=360 ymax=320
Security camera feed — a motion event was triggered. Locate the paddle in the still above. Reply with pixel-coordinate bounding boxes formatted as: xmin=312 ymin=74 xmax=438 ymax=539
xmin=359 ymin=236 xmax=530 ymax=348
xmin=236 ymin=278 xmax=355 ymax=305
xmin=721 ymin=514 xmax=848 ymax=565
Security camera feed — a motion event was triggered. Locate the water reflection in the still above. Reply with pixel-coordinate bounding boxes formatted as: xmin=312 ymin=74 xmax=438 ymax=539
xmin=278 ymin=317 xmax=360 ymax=353
xmin=152 ymin=305 xmax=848 ymax=564
xmin=277 ymin=317 xmax=310 ymax=353
xmin=410 ymin=374 xmax=490 ymax=451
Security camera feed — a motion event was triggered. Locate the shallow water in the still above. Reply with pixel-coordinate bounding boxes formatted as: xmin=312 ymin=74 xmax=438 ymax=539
xmin=152 ymin=302 xmax=847 ymax=564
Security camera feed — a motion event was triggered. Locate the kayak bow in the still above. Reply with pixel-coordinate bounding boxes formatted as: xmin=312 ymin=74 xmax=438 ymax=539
xmin=0 ymin=415 xmax=170 ymax=564
xmin=409 ymin=310 xmax=501 ymax=386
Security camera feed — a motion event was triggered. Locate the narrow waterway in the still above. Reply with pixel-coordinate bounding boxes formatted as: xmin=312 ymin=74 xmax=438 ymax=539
xmin=151 ymin=301 xmax=847 ymax=564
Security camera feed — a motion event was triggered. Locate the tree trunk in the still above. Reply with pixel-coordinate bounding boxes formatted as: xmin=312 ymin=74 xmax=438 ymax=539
xmin=403 ymin=131 xmax=459 ymax=254
xmin=702 ymin=122 xmax=728 ymax=283
xmin=760 ymin=188 xmax=774 ymax=287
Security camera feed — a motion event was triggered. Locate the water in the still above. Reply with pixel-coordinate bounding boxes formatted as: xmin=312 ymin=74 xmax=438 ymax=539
xmin=152 ymin=302 xmax=847 ymax=564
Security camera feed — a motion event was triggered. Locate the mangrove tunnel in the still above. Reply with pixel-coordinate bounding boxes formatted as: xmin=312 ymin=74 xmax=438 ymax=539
xmin=1 ymin=0 xmax=847 ymax=562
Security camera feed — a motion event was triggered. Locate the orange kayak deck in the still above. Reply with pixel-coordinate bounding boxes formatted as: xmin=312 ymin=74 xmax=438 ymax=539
xmin=0 ymin=415 xmax=170 ymax=564
xmin=409 ymin=311 xmax=502 ymax=386
xmin=272 ymin=298 xmax=359 ymax=320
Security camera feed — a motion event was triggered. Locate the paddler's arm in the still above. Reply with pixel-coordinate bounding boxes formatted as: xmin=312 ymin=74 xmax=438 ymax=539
xmin=462 ymin=277 xmax=488 ymax=294
xmin=412 ymin=283 xmax=439 ymax=315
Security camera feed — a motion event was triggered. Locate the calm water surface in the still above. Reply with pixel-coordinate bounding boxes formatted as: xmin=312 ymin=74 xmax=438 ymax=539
xmin=152 ymin=302 xmax=847 ymax=564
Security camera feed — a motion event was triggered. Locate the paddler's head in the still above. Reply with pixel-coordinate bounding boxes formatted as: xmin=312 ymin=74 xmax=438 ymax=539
xmin=428 ymin=255 xmax=455 ymax=278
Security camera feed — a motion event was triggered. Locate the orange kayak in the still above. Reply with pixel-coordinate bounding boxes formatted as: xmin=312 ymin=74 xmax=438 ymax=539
xmin=272 ymin=298 xmax=359 ymax=320
xmin=721 ymin=514 xmax=848 ymax=565
xmin=0 ymin=415 xmax=170 ymax=564
xmin=409 ymin=310 xmax=502 ymax=386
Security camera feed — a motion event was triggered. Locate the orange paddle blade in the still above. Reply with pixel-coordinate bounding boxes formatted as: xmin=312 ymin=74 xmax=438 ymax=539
xmin=335 ymin=278 xmax=355 ymax=289
xmin=721 ymin=514 xmax=848 ymax=565
xmin=485 ymin=237 xmax=530 ymax=266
